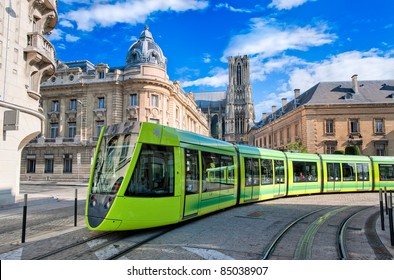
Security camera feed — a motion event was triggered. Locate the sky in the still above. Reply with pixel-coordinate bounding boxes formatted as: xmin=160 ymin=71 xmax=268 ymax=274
xmin=49 ymin=0 xmax=394 ymax=121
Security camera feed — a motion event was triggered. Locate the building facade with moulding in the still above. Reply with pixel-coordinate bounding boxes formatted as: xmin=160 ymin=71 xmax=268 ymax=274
xmin=0 ymin=0 xmax=57 ymax=204
xmin=250 ymin=75 xmax=394 ymax=156
xmin=20 ymin=26 xmax=208 ymax=182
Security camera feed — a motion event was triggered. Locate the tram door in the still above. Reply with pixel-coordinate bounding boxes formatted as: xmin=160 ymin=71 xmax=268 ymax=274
xmin=274 ymin=160 xmax=286 ymax=196
xmin=356 ymin=163 xmax=370 ymax=190
xmin=183 ymin=149 xmax=200 ymax=218
xmin=326 ymin=163 xmax=341 ymax=191
xmin=245 ymin=158 xmax=260 ymax=201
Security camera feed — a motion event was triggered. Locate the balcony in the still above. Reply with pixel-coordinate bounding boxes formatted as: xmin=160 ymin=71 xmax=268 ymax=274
xmin=25 ymin=32 xmax=56 ymax=66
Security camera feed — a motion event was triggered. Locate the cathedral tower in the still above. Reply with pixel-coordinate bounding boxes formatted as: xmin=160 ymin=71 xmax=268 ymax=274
xmin=224 ymin=55 xmax=255 ymax=143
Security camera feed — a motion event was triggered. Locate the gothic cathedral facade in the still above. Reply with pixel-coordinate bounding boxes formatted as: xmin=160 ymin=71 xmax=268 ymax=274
xmin=225 ymin=55 xmax=255 ymax=143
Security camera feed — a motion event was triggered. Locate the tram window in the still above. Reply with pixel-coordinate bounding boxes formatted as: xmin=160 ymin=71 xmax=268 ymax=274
xmin=293 ymin=161 xmax=318 ymax=182
xmin=245 ymin=158 xmax=260 ymax=186
xmin=327 ymin=163 xmax=341 ymax=181
xmin=125 ymin=144 xmax=174 ymax=197
xmin=261 ymin=159 xmax=273 ymax=185
xmin=378 ymin=164 xmax=394 ymax=181
xmin=202 ymin=152 xmax=234 ymax=192
xmin=274 ymin=160 xmax=285 ymax=183
xmin=185 ymin=149 xmax=199 ymax=194
xmin=220 ymin=155 xmax=235 ymax=189
xmin=202 ymin=152 xmax=220 ymax=192
xmin=356 ymin=163 xmax=370 ymax=181
xmin=342 ymin=163 xmax=356 ymax=181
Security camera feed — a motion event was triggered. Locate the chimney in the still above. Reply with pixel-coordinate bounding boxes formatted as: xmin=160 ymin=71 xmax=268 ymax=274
xmin=294 ymin=89 xmax=300 ymax=99
xmin=282 ymin=98 xmax=287 ymax=107
xmin=272 ymin=105 xmax=276 ymax=114
xmin=262 ymin=112 xmax=267 ymax=120
xmin=351 ymin=74 xmax=359 ymax=93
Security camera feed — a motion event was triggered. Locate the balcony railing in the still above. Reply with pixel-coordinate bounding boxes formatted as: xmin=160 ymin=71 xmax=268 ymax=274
xmin=26 ymin=32 xmax=56 ymax=65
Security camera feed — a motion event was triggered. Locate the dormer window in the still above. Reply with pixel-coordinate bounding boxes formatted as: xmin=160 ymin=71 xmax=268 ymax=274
xmin=98 ymin=71 xmax=105 ymax=79
xmin=345 ymin=93 xmax=353 ymax=100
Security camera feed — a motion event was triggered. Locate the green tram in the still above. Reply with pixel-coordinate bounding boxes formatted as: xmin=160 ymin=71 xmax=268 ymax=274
xmin=86 ymin=122 xmax=394 ymax=231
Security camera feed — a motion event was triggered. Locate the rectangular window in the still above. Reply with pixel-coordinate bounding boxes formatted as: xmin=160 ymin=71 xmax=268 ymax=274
xmin=185 ymin=149 xmax=200 ymax=194
xmin=27 ymin=159 xmax=36 ymax=173
xmin=70 ymin=99 xmax=77 ymax=111
xmin=261 ymin=159 xmax=273 ymax=185
xmin=245 ymin=157 xmax=260 ymax=186
xmin=98 ymin=97 xmax=105 ymax=109
xmin=63 ymin=154 xmax=73 ymax=173
xmin=325 ymin=119 xmax=334 ymax=135
xmin=151 ymin=94 xmax=158 ymax=107
xmin=376 ymin=143 xmax=386 ymax=156
xmin=327 ymin=163 xmax=341 ymax=181
xmin=52 ymin=100 xmax=59 ymax=112
xmin=45 ymin=158 xmax=54 ymax=173
xmin=356 ymin=163 xmax=369 ymax=181
xmin=68 ymin=122 xmax=76 ymax=138
xmin=125 ymin=144 xmax=174 ymax=197
xmin=326 ymin=145 xmax=336 ymax=154
xmin=130 ymin=94 xmax=137 ymax=106
xmin=50 ymin=123 xmax=58 ymax=138
xmin=342 ymin=163 xmax=356 ymax=181
xmin=275 ymin=160 xmax=285 ymax=183
xmin=96 ymin=121 xmax=104 ymax=137
xmin=379 ymin=164 xmax=394 ymax=181
xmin=99 ymin=71 xmax=105 ymax=79
xmin=350 ymin=119 xmax=359 ymax=133
xmin=293 ymin=161 xmax=318 ymax=182
xmin=374 ymin=119 xmax=384 ymax=134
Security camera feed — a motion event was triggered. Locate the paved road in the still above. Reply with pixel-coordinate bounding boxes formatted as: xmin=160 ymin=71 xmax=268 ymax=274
xmin=0 ymin=183 xmax=393 ymax=260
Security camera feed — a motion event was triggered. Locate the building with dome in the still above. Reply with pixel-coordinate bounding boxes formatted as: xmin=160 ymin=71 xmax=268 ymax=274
xmin=20 ymin=26 xmax=208 ymax=182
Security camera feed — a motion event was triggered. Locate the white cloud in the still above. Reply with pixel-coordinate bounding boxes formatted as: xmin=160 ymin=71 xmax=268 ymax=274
xmin=65 ymin=0 xmax=209 ymax=31
xmin=215 ymin=3 xmax=252 ymax=13
xmin=59 ymin=19 xmax=74 ymax=28
xmin=65 ymin=34 xmax=81 ymax=42
xmin=268 ymin=0 xmax=311 ymax=10
xmin=254 ymin=49 xmax=394 ymax=120
xmin=46 ymin=29 xmax=64 ymax=41
xmin=288 ymin=49 xmax=394 ymax=92
xmin=203 ymin=53 xmax=211 ymax=63
xmin=222 ymin=18 xmax=336 ymax=60
xmin=182 ymin=67 xmax=228 ymax=88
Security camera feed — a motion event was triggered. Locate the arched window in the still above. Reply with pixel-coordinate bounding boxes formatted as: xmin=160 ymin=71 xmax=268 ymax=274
xmin=236 ymin=64 xmax=242 ymax=85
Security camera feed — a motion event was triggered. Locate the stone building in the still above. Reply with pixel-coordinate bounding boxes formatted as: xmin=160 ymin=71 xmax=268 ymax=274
xmin=194 ymin=55 xmax=255 ymax=144
xmin=20 ymin=26 xmax=208 ymax=182
xmin=0 ymin=0 xmax=57 ymax=204
xmin=250 ymin=75 xmax=394 ymax=156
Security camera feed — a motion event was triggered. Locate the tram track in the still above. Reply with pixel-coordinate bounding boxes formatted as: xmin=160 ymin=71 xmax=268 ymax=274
xmin=262 ymin=205 xmax=378 ymax=260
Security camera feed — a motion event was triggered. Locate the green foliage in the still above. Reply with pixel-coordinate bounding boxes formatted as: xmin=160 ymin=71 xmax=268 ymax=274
xmin=286 ymin=141 xmax=307 ymax=153
xmin=334 ymin=150 xmax=345 ymax=154
xmin=345 ymin=145 xmax=362 ymax=155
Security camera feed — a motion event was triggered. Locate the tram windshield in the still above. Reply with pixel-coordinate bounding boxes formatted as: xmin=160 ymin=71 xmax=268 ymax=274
xmin=91 ymin=132 xmax=137 ymax=194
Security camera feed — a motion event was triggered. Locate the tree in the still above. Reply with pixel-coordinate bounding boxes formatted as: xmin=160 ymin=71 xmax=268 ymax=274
xmin=286 ymin=141 xmax=307 ymax=153
xmin=345 ymin=145 xmax=361 ymax=155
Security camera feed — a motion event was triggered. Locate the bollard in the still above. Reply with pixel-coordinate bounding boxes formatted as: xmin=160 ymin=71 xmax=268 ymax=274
xmin=388 ymin=192 xmax=394 ymax=246
xmin=379 ymin=188 xmax=385 ymax=231
xmin=384 ymin=186 xmax=388 ymax=215
xmin=74 ymin=189 xmax=78 ymax=227
xmin=21 ymin=194 xmax=28 ymax=243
